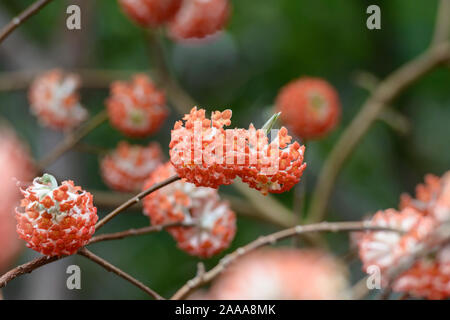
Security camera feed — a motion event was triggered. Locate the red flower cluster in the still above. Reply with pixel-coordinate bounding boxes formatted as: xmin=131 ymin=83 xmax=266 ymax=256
xmin=209 ymin=249 xmax=350 ymax=299
xmin=118 ymin=0 xmax=181 ymax=27
xmin=275 ymin=77 xmax=340 ymax=140
xmin=101 ymin=141 xmax=163 ymax=192
xmin=168 ymin=0 xmax=231 ymax=41
xmin=29 ymin=69 xmax=87 ymax=130
xmin=0 ymin=126 xmax=34 ymax=272
xmin=169 ymin=107 xmax=306 ymax=195
xmin=142 ymin=162 xmax=236 ymax=258
xmin=16 ymin=174 xmax=98 ymax=256
xmin=118 ymin=0 xmax=231 ymax=41
xmin=358 ymin=171 xmax=450 ymax=299
xmin=106 ymin=74 xmax=168 ymax=138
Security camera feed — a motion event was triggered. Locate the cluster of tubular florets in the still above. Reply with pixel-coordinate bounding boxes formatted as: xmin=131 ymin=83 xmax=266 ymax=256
xmin=142 ymin=162 xmax=236 ymax=258
xmin=357 ymin=171 xmax=450 ymax=299
xmin=169 ymin=107 xmax=307 ymax=195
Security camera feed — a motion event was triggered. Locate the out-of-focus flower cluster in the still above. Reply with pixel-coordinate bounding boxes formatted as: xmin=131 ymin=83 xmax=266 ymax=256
xmin=118 ymin=0 xmax=182 ymax=27
xmin=203 ymin=248 xmax=350 ymax=300
xmin=276 ymin=77 xmax=341 ymax=140
xmin=358 ymin=171 xmax=450 ymax=299
xmin=0 ymin=126 xmax=34 ymax=272
xmin=101 ymin=141 xmax=163 ymax=192
xmin=143 ymin=162 xmax=236 ymax=258
xmin=28 ymin=69 xmax=88 ymax=131
xmin=170 ymin=107 xmax=306 ymax=195
xmin=16 ymin=174 xmax=98 ymax=257
xmin=106 ymin=74 xmax=168 ymax=138
xmin=118 ymin=0 xmax=231 ymax=41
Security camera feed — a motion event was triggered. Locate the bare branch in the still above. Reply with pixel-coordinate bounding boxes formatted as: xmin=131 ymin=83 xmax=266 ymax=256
xmin=0 ymin=255 xmax=63 ymax=289
xmin=89 ymin=221 xmax=192 ymax=244
xmin=95 ymin=174 xmax=181 ymax=231
xmin=171 ymin=221 xmax=402 ymax=300
xmin=37 ymin=110 xmax=108 ymax=171
xmin=432 ymin=0 xmax=450 ymax=45
xmin=0 ymin=0 xmax=54 ymax=44
xmin=78 ymin=248 xmax=164 ymax=300
xmin=0 ymin=69 xmax=145 ymax=92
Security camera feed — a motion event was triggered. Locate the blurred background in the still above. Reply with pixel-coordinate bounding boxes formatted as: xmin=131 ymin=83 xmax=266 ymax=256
xmin=0 ymin=0 xmax=449 ymax=299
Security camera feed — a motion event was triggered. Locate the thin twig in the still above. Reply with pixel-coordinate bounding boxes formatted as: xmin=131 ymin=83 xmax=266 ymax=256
xmin=73 ymin=142 xmax=109 ymax=156
xmin=353 ymin=71 xmax=411 ymax=135
xmin=0 ymin=255 xmax=62 ymax=289
xmin=95 ymin=174 xmax=181 ymax=231
xmin=432 ymin=0 xmax=450 ymax=45
xmin=171 ymin=221 xmax=402 ymax=300
xmin=89 ymin=221 xmax=192 ymax=244
xmin=0 ymin=0 xmax=54 ymax=44
xmin=37 ymin=110 xmax=108 ymax=171
xmin=351 ymin=275 xmax=370 ymax=300
xmin=307 ymin=42 xmax=450 ymax=223
xmin=78 ymin=248 xmax=164 ymax=300
xmin=0 ymin=69 xmax=146 ymax=92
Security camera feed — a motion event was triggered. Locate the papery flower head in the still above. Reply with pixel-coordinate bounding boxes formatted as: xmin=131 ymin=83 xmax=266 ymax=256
xmin=169 ymin=107 xmax=306 ymax=194
xmin=358 ymin=208 xmax=434 ymax=272
xmin=209 ymin=248 xmax=350 ymax=299
xmin=28 ymin=69 xmax=87 ymax=130
xmin=118 ymin=0 xmax=181 ymax=27
xmin=357 ymin=207 xmax=450 ymax=299
xmin=168 ymin=0 xmax=231 ymax=41
xmin=16 ymin=174 xmax=98 ymax=256
xmin=101 ymin=141 xmax=163 ymax=192
xmin=0 ymin=126 xmax=34 ymax=271
xmin=142 ymin=162 xmax=236 ymax=258
xmin=106 ymin=74 xmax=168 ymax=137
xmin=275 ymin=77 xmax=340 ymax=140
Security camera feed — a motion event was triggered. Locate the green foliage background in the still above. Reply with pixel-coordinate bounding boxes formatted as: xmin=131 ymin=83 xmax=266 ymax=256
xmin=1 ymin=0 xmax=448 ymax=299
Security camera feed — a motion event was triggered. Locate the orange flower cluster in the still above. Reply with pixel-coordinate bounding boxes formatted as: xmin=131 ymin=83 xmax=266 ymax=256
xmin=118 ymin=0 xmax=181 ymax=27
xmin=28 ymin=69 xmax=87 ymax=130
xmin=16 ymin=174 xmax=98 ymax=257
xmin=209 ymin=249 xmax=350 ymax=299
xmin=358 ymin=171 xmax=450 ymax=299
xmin=142 ymin=162 xmax=236 ymax=258
xmin=106 ymin=74 xmax=168 ymax=138
xmin=118 ymin=0 xmax=231 ymax=41
xmin=0 ymin=126 xmax=34 ymax=272
xmin=169 ymin=107 xmax=306 ymax=195
xmin=276 ymin=77 xmax=341 ymax=140
xmin=101 ymin=141 xmax=163 ymax=192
